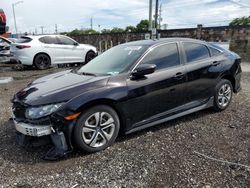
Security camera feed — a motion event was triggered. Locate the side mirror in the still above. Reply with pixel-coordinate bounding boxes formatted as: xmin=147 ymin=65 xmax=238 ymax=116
xmin=131 ymin=64 xmax=156 ymax=78
xmin=73 ymin=42 xmax=79 ymax=46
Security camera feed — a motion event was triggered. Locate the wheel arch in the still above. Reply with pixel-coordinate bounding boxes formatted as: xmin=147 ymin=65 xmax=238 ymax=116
xmin=75 ymin=98 xmax=126 ymax=134
xmin=221 ymin=74 xmax=236 ymax=93
xmin=33 ymin=52 xmax=51 ymax=66
xmin=85 ymin=50 xmax=96 ymax=62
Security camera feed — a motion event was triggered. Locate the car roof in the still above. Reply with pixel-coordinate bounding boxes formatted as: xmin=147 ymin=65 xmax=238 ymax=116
xmin=23 ymin=35 xmax=67 ymax=39
xmin=122 ymin=37 xmax=207 ymax=47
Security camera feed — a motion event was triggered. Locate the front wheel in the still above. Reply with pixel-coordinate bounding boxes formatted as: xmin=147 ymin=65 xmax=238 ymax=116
xmin=73 ymin=105 xmax=120 ymax=153
xmin=213 ymin=79 xmax=233 ymax=111
xmin=85 ymin=51 xmax=96 ymax=64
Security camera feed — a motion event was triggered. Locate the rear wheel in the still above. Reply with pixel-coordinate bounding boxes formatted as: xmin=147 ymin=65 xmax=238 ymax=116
xmin=85 ymin=51 xmax=96 ymax=64
xmin=213 ymin=79 xmax=233 ymax=111
xmin=73 ymin=105 xmax=120 ymax=153
xmin=34 ymin=54 xmax=51 ymax=70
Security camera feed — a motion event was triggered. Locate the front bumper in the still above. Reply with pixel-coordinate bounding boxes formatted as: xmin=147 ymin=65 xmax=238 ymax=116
xmin=11 ymin=101 xmax=75 ymax=160
xmin=13 ymin=118 xmax=52 ymax=137
xmin=12 ymin=108 xmax=53 ymax=137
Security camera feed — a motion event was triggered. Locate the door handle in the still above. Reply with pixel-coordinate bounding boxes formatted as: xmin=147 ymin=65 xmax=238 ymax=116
xmin=212 ymin=61 xmax=220 ymax=66
xmin=174 ymin=72 xmax=184 ymax=80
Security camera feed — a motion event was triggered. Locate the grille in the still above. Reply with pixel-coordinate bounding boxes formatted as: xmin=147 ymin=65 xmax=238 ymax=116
xmin=12 ymin=102 xmax=26 ymax=119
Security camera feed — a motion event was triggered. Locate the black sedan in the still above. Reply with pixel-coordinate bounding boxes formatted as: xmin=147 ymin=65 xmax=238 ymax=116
xmin=11 ymin=38 xmax=241 ymax=160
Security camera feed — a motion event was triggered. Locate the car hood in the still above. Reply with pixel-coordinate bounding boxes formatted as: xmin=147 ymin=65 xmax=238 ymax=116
xmin=15 ymin=70 xmax=109 ymax=106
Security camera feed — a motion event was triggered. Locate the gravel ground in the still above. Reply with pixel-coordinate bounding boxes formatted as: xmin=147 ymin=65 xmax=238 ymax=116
xmin=0 ymin=64 xmax=249 ymax=187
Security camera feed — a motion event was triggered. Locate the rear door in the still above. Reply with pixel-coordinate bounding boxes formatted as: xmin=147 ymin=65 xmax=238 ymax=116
xmin=57 ymin=36 xmax=83 ymax=63
xmin=39 ymin=36 xmax=63 ymax=64
xmin=181 ymin=42 xmax=222 ymax=106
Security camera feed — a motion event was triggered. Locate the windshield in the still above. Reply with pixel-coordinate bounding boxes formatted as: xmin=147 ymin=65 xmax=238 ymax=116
xmin=78 ymin=44 xmax=149 ymax=75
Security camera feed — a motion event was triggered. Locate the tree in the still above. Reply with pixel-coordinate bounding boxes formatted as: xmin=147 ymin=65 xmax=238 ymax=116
xmin=82 ymin=29 xmax=99 ymax=34
xmin=229 ymin=16 xmax=250 ymax=27
xmin=110 ymin=27 xmax=124 ymax=33
xmin=101 ymin=29 xmax=111 ymax=33
xmin=125 ymin=25 xmax=137 ymax=32
xmin=136 ymin=20 xmax=149 ymax=31
xmin=68 ymin=29 xmax=82 ymax=36
xmin=67 ymin=29 xmax=99 ymax=36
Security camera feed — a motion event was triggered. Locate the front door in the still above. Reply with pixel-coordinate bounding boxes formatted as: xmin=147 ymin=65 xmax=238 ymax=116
xmin=127 ymin=42 xmax=187 ymax=129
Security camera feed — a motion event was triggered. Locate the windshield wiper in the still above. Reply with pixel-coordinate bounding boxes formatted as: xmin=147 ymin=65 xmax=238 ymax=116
xmin=81 ymin=72 xmax=96 ymax=76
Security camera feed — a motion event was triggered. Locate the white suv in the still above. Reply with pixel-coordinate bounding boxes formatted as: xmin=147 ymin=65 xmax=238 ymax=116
xmin=10 ymin=35 xmax=97 ymax=69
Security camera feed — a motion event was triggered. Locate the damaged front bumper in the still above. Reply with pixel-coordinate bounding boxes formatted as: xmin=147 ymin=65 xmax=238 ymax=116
xmin=13 ymin=118 xmax=52 ymax=137
xmin=12 ymin=112 xmax=73 ymax=160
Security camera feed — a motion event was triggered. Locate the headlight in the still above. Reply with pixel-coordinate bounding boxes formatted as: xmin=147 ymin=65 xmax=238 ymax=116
xmin=25 ymin=103 xmax=64 ymax=119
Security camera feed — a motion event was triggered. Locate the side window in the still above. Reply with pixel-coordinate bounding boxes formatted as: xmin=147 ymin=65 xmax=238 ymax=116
xmin=183 ymin=42 xmax=210 ymax=63
xmin=39 ymin=36 xmax=58 ymax=44
xmin=209 ymin=47 xmax=222 ymax=56
xmin=57 ymin=36 xmax=75 ymax=45
xmin=141 ymin=43 xmax=180 ymax=71
xmin=39 ymin=37 xmax=46 ymax=43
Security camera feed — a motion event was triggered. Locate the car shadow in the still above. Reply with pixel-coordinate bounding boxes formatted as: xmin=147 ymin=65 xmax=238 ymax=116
xmin=0 ymin=108 xmax=216 ymax=164
xmin=117 ymin=108 xmax=216 ymax=142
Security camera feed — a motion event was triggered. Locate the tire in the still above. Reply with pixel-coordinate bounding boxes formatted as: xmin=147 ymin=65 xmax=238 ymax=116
xmin=73 ymin=105 xmax=120 ymax=153
xmin=34 ymin=54 xmax=51 ymax=70
xmin=213 ymin=79 xmax=233 ymax=112
xmin=85 ymin=51 xmax=96 ymax=64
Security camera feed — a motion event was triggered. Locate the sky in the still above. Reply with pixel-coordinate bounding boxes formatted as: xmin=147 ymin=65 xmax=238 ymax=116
xmin=0 ymin=0 xmax=249 ymax=34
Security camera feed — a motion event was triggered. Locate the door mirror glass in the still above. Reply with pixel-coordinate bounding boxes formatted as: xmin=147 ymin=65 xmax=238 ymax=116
xmin=73 ymin=42 xmax=79 ymax=46
xmin=131 ymin=64 xmax=156 ymax=78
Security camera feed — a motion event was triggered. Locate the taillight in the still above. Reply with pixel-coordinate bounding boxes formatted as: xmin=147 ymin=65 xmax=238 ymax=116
xmin=16 ymin=45 xmax=31 ymax=49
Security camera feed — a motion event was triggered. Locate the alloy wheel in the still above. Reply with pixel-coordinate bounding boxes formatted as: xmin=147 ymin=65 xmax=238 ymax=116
xmin=82 ymin=112 xmax=115 ymax=148
xmin=217 ymin=83 xmax=232 ymax=108
xmin=35 ymin=54 xmax=50 ymax=69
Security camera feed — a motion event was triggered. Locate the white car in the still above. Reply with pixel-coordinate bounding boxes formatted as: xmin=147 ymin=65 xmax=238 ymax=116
xmin=10 ymin=35 xmax=97 ymax=69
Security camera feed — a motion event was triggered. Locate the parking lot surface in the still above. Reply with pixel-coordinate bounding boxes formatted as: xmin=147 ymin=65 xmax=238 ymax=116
xmin=0 ymin=64 xmax=249 ymax=187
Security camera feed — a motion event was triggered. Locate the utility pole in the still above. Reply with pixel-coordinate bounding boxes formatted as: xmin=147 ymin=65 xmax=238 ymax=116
xmin=159 ymin=4 xmax=162 ymax=30
xmin=55 ymin=24 xmax=58 ymax=34
xmin=12 ymin=1 xmax=23 ymax=35
xmin=148 ymin=0 xmax=153 ymax=31
xmin=90 ymin=17 xmax=93 ymax=30
xmin=155 ymin=0 xmax=159 ymax=30
xmin=40 ymin=26 xmax=44 ymax=34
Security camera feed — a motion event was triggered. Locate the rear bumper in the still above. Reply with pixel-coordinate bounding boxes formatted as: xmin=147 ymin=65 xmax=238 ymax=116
xmin=234 ymin=62 xmax=242 ymax=93
xmin=0 ymin=56 xmax=10 ymax=63
xmin=12 ymin=55 xmax=33 ymax=65
xmin=10 ymin=50 xmax=33 ymax=65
